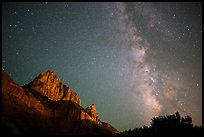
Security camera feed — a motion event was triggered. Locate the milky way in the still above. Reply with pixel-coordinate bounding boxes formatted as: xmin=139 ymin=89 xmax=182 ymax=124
xmin=113 ymin=2 xmax=202 ymax=127
xmin=115 ymin=2 xmax=161 ymax=120
xmin=2 ymin=2 xmax=202 ymax=131
xmin=112 ymin=2 xmax=202 ymax=128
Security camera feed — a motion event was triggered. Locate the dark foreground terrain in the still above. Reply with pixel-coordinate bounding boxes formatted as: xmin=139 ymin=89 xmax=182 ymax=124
xmin=121 ymin=112 xmax=202 ymax=136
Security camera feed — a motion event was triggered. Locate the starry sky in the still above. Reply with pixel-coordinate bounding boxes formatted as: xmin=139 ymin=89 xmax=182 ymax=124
xmin=2 ymin=2 xmax=202 ymax=131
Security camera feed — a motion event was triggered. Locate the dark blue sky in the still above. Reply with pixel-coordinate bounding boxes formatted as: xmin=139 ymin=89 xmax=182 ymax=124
xmin=2 ymin=2 xmax=202 ymax=131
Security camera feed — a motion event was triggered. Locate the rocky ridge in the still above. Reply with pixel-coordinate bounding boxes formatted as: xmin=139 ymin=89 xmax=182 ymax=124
xmin=2 ymin=69 xmax=118 ymax=134
xmin=24 ymin=70 xmax=101 ymax=124
xmin=25 ymin=70 xmax=81 ymax=106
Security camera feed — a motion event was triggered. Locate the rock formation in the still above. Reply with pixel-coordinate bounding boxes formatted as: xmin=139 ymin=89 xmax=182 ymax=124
xmin=25 ymin=70 xmax=82 ymax=106
xmin=2 ymin=69 xmax=119 ymax=135
xmin=85 ymin=104 xmax=101 ymax=124
xmin=2 ymin=68 xmax=50 ymax=118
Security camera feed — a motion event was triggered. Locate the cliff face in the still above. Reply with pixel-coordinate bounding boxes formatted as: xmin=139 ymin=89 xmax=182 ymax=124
xmin=2 ymin=69 xmax=118 ymax=135
xmin=2 ymin=69 xmax=50 ymax=118
xmin=85 ymin=104 xmax=101 ymax=124
xmin=24 ymin=70 xmax=101 ymax=124
xmin=26 ymin=70 xmax=82 ymax=106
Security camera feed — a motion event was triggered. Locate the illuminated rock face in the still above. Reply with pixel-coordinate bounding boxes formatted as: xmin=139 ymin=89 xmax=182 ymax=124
xmin=85 ymin=104 xmax=101 ymax=124
xmin=2 ymin=69 xmax=50 ymax=118
xmin=24 ymin=70 xmax=104 ymax=124
xmin=25 ymin=70 xmax=103 ymax=123
xmin=2 ymin=69 xmax=118 ymax=134
xmin=26 ymin=70 xmax=82 ymax=106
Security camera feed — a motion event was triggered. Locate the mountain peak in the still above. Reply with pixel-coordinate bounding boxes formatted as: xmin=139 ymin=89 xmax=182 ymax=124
xmin=2 ymin=68 xmax=119 ymax=134
xmin=43 ymin=69 xmax=55 ymax=76
xmin=26 ymin=70 xmax=82 ymax=106
xmin=85 ymin=104 xmax=100 ymax=123
xmin=38 ymin=70 xmax=57 ymax=81
xmin=46 ymin=69 xmax=54 ymax=73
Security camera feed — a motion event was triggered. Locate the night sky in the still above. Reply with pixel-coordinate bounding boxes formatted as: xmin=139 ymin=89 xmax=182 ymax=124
xmin=2 ymin=2 xmax=202 ymax=131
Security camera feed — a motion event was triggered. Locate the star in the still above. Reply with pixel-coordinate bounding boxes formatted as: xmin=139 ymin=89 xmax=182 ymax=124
xmin=65 ymin=4 xmax=69 ymax=8
xmin=12 ymin=11 xmax=17 ymax=14
xmin=172 ymin=14 xmax=176 ymax=19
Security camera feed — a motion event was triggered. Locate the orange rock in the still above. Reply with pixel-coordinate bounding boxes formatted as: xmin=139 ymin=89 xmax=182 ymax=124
xmin=26 ymin=70 xmax=82 ymax=106
xmin=2 ymin=69 xmax=118 ymax=134
xmin=85 ymin=104 xmax=101 ymax=124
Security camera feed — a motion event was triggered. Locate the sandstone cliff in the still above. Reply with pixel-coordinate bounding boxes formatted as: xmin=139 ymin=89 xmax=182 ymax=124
xmin=2 ymin=68 xmax=51 ymax=118
xmin=25 ymin=70 xmax=82 ymax=106
xmin=2 ymin=69 xmax=119 ymax=135
xmin=85 ymin=104 xmax=101 ymax=124
xmin=24 ymin=70 xmax=102 ymax=124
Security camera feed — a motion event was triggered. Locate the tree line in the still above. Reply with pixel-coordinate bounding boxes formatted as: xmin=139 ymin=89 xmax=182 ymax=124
xmin=121 ymin=112 xmax=202 ymax=136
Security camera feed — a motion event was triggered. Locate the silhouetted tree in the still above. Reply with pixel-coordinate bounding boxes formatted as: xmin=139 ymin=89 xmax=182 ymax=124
xmin=175 ymin=111 xmax=181 ymax=122
xmin=181 ymin=115 xmax=193 ymax=127
xmin=122 ymin=111 xmax=202 ymax=136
